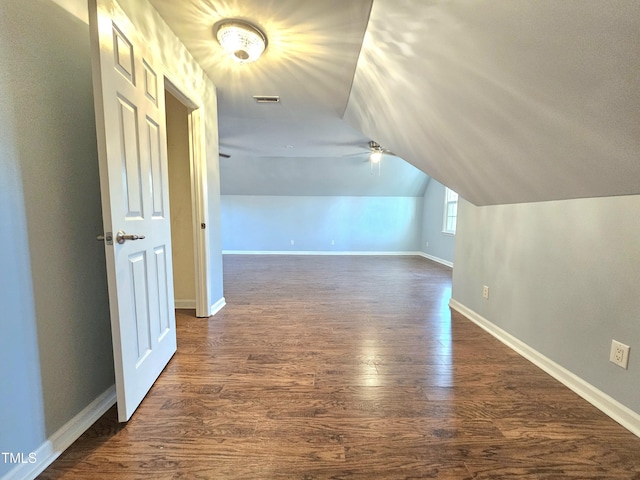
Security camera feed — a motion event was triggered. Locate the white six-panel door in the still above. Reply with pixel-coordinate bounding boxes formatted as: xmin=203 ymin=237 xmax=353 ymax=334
xmin=89 ymin=0 xmax=177 ymax=422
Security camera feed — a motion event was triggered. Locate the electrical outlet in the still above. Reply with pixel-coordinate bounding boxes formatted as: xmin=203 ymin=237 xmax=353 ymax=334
xmin=609 ymin=340 xmax=630 ymax=369
xmin=290 ymin=240 xmax=295 ymax=245
xmin=425 ymin=241 xmax=429 ymax=247
xmin=482 ymin=285 xmax=490 ymax=299
xmin=331 ymin=240 xmax=335 ymax=245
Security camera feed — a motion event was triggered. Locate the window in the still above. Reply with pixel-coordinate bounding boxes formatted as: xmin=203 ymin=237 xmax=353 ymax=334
xmin=443 ymin=187 xmax=458 ymax=234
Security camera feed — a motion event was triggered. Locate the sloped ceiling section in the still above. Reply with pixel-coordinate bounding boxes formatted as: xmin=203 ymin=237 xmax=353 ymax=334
xmin=345 ymin=0 xmax=640 ymax=206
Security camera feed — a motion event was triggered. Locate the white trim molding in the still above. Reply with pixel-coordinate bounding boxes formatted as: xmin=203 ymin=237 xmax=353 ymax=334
xmin=209 ymin=297 xmax=226 ymax=317
xmin=418 ymin=252 xmax=453 ymax=268
xmin=179 ymin=297 xmax=224 ymax=318
xmin=222 ymin=250 xmax=423 ymax=256
xmin=2 ymin=386 xmax=116 ymax=480
xmin=449 ymin=299 xmax=640 ymax=438
xmin=174 ymin=299 xmax=196 ymax=309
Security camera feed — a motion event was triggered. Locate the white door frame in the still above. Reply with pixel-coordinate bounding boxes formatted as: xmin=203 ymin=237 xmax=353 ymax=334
xmin=164 ymin=78 xmax=211 ymax=318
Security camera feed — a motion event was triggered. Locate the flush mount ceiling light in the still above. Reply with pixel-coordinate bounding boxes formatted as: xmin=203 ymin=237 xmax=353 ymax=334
xmin=215 ymin=19 xmax=267 ymax=64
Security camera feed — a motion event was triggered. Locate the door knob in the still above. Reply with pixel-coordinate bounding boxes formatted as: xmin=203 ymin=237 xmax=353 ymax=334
xmin=116 ymin=230 xmax=146 ymax=244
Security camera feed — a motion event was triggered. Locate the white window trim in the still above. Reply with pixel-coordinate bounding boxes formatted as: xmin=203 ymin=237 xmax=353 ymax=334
xmin=443 ymin=187 xmax=458 ymax=235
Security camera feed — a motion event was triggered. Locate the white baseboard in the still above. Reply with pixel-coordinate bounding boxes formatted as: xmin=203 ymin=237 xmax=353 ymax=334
xmin=2 ymin=385 xmax=116 ymax=480
xmin=449 ymin=299 xmax=640 ymax=438
xmin=174 ymin=299 xmax=196 ymax=309
xmin=210 ymin=297 xmax=226 ymax=316
xmin=222 ymin=250 xmax=422 ymax=256
xmin=418 ymin=252 xmax=453 ymax=268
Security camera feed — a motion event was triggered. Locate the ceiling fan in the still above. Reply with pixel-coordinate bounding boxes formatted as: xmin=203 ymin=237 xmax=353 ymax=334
xmin=340 ymin=140 xmax=396 ymax=160
xmin=331 ymin=139 xmax=399 ymax=175
xmin=366 ymin=140 xmax=397 ymax=175
xmin=368 ymin=140 xmax=396 ymax=162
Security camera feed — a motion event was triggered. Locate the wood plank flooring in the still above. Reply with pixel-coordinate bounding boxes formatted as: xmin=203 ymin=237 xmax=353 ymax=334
xmin=40 ymin=255 xmax=640 ymax=479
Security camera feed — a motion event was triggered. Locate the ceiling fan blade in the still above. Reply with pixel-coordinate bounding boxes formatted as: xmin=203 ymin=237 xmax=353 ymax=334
xmin=341 ymin=151 xmax=369 ymax=157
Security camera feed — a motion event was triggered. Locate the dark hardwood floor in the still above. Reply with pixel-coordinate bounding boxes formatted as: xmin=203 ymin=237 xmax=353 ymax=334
xmin=40 ymin=255 xmax=640 ymax=479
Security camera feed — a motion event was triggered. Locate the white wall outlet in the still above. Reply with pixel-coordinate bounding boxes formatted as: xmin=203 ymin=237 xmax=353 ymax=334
xmin=331 ymin=240 xmax=335 ymax=245
xmin=290 ymin=239 xmax=295 ymax=245
xmin=609 ymin=340 xmax=630 ymax=369
xmin=482 ymin=285 xmax=490 ymax=299
xmin=425 ymin=241 xmax=429 ymax=247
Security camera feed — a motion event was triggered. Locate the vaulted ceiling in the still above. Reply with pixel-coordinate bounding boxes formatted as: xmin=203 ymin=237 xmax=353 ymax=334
xmin=148 ymin=0 xmax=640 ymax=205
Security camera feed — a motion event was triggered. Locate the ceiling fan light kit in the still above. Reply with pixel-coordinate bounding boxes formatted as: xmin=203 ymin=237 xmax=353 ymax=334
xmin=215 ymin=19 xmax=267 ymax=64
xmin=369 ymin=140 xmax=384 ymax=164
xmin=369 ymin=150 xmax=383 ymax=164
xmin=369 ymin=141 xmax=385 ymax=175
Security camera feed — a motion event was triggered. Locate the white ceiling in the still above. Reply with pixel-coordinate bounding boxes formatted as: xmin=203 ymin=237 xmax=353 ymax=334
xmin=147 ymin=0 xmax=372 ymax=156
xmin=148 ymin=0 xmax=429 ymax=197
xmin=148 ymin=0 xmax=640 ymax=205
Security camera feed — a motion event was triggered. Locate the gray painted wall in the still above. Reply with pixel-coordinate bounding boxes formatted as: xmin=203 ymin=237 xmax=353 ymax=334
xmin=220 ymin=183 xmax=457 ymax=259
xmin=0 ymin=6 xmax=46 ymax=464
xmin=0 ymin=0 xmax=114 ymax=471
xmin=220 ymin=154 xmax=429 ymax=197
xmin=452 ymin=195 xmax=640 ymax=414
xmin=221 ymin=195 xmax=423 ymax=252
xmin=420 ymin=179 xmax=456 ymax=265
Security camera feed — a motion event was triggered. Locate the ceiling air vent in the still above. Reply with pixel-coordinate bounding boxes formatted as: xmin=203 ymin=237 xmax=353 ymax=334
xmin=253 ymin=95 xmax=280 ymax=103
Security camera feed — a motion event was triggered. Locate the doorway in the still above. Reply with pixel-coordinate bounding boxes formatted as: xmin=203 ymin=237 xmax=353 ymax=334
xmin=164 ymin=85 xmax=209 ymax=317
xmin=166 ymin=90 xmax=195 ymax=309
